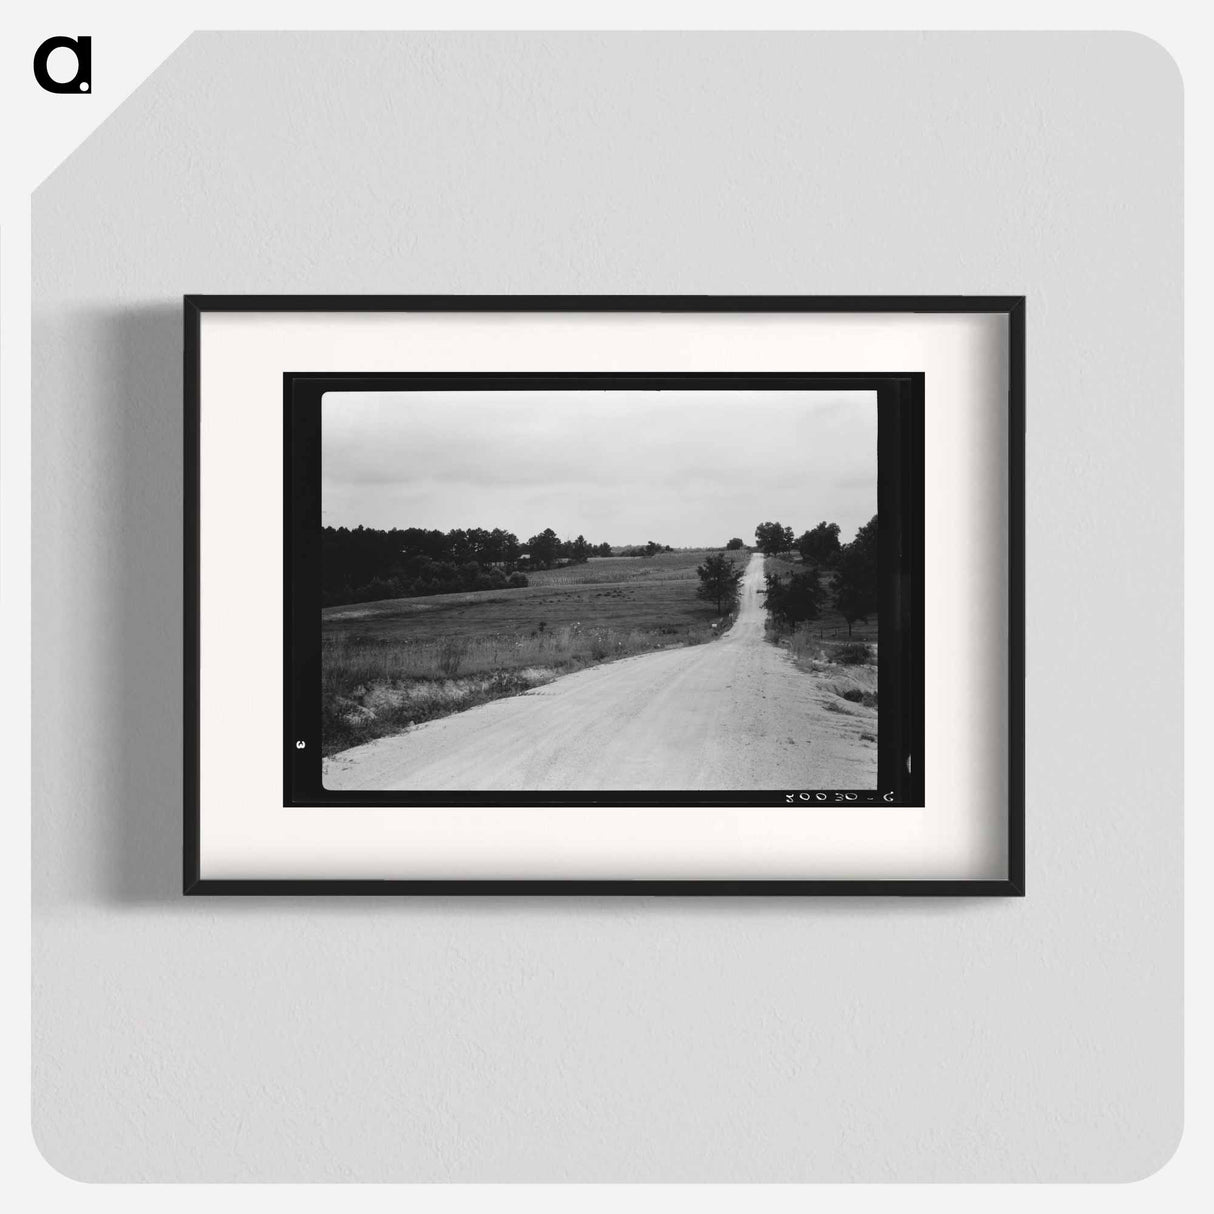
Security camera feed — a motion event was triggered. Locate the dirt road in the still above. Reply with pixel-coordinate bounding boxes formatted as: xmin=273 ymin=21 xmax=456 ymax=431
xmin=323 ymin=552 xmax=877 ymax=791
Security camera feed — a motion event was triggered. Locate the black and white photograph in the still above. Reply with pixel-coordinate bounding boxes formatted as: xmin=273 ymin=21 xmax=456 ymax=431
xmin=285 ymin=374 xmax=922 ymax=805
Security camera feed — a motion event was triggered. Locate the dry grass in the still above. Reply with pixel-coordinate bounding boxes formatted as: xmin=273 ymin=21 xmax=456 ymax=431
xmin=771 ymin=618 xmax=881 ymax=748
xmin=789 ymin=641 xmax=879 ymax=697
xmin=322 ymin=548 xmax=750 ymax=755
xmin=520 ymin=549 xmax=746 ymax=587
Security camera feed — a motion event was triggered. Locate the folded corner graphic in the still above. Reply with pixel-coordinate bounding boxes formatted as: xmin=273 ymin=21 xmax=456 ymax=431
xmin=3 ymin=18 xmax=189 ymax=204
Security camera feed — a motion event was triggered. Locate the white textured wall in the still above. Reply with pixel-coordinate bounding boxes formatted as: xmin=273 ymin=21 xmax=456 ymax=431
xmin=31 ymin=32 xmax=1182 ymax=1181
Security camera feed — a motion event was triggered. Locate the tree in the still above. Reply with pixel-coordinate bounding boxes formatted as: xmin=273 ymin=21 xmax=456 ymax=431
xmin=526 ymin=528 xmax=561 ymax=568
xmin=834 ymin=584 xmax=869 ymax=637
xmin=754 ymin=521 xmax=795 ymax=556
xmin=696 ymin=553 xmax=744 ymax=616
xmin=725 ymin=537 xmax=746 ymax=550
xmin=763 ymin=569 xmax=822 ymax=627
xmin=834 ymin=514 xmax=879 ymax=636
xmin=796 ymin=521 xmax=841 ymax=567
xmin=596 ymin=541 xmax=613 ymax=557
xmin=570 ymin=534 xmax=591 ymax=563
xmin=488 ymin=527 xmax=521 ymax=563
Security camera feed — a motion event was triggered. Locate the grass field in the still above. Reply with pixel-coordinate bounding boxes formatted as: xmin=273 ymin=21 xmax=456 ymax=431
xmin=322 ymin=549 xmax=750 ymax=754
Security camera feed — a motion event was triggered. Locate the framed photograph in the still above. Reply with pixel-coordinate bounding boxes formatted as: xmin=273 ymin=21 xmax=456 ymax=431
xmin=185 ymin=296 xmax=1024 ymax=895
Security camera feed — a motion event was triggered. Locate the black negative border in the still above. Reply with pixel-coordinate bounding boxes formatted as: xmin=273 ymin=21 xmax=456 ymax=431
xmin=284 ymin=372 xmax=922 ymax=809
xmin=184 ymin=295 xmax=1025 ymax=896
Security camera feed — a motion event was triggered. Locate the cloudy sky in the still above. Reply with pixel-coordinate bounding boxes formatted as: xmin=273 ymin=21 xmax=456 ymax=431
xmin=322 ymin=389 xmax=877 ymax=548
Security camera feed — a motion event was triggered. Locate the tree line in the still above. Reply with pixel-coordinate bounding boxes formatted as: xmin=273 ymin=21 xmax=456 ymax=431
xmin=617 ymin=540 xmax=675 ymax=557
xmin=321 ymin=525 xmax=613 ymax=606
xmin=757 ymin=516 xmax=880 ymax=637
xmin=753 ymin=519 xmax=851 ymax=564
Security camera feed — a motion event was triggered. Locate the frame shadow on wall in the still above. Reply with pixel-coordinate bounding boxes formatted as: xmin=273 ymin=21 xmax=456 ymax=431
xmin=94 ymin=305 xmax=186 ymax=904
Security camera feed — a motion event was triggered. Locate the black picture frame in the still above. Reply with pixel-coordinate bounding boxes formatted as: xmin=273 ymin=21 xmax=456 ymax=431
xmin=184 ymin=295 xmax=1025 ymax=897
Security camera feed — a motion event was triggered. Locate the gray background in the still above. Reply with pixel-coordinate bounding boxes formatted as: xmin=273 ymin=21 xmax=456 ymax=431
xmin=32 ymin=33 xmax=1182 ymax=1181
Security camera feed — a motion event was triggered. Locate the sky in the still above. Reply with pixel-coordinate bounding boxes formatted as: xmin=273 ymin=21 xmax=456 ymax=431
xmin=321 ymin=389 xmax=877 ymax=549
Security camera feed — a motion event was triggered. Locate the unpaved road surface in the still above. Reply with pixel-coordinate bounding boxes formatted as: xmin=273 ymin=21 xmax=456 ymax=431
xmin=324 ymin=553 xmax=876 ymax=791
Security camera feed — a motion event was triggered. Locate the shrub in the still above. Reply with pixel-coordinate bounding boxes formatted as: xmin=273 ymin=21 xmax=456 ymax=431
xmin=834 ymin=642 xmax=872 ymax=665
xmin=839 ymin=687 xmax=879 ymax=708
